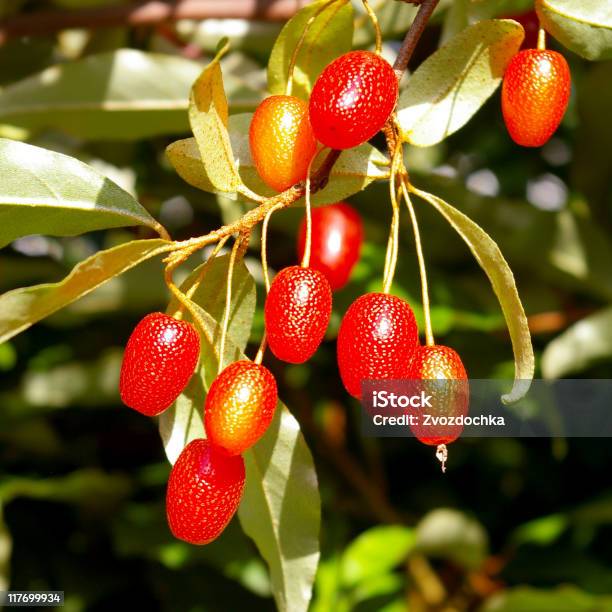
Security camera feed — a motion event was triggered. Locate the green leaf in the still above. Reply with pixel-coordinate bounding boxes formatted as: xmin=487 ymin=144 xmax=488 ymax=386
xmin=480 ymin=586 xmax=612 ymax=612
xmin=414 ymin=508 xmax=488 ymax=570
xmin=167 ymin=114 xmax=389 ymax=204
xmin=511 ymin=514 xmax=568 ymax=546
xmin=397 ymin=19 xmax=524 ymax=147
xmin=189 ymin=44 xmax=242 ymax=193
xmin=411 ymin=186 xmax=534 ymax=403
xmin=158 ymin=259 xmax=320 ymax=612
xmin=541 ymin=306 xmax=612 ymax=378
xmin=340 ymin=526 xmax=415 ymax=588
xmin=267 ymin=0 xmax=353 ymax=100
xmin=0 ymin=239 xmax=172 ymax=343
xmin=0 ymin=139 xmax=166 ymax=247
xmin=0 ymin=504 xmax=10 ymax=592
xmin=536 ymin=0 xmax=612 ymax=61
xmin=0 ymin=50 xmax=204 ymax=139
xmin=159 ymin=255 xmax=256 ymax=462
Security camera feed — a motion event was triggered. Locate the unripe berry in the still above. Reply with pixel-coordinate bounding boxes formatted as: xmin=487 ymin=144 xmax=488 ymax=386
xmin=297 ymin=202 xmax=363 ymax=291
xmin=119 ymin=312 xmax=200 ymax=416
xmin=265 ymin=266 xmax=332 ymax=364
xmin=166 ymin=439 xmax=245 ymax=545
xmin=249 ymin=94 xmax=317 ymax=192
xmin=309 ymin=50 xmax=399 ymax=150
xmin=408 ymin=345 xmax=468 ymax=446
xmin=337 ymin=293 xmax=419 ymax=399
xmin=502 ymin=49 xmax=571 ymax=147
xmin=205 ymin=360 xmax=278 ymax=456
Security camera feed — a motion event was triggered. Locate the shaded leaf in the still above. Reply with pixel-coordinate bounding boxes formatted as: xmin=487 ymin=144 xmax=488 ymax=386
xmin=340 ymin=526 xmax=415 ymax=588
xmin=0 ymin=505 xmax=10 ymax=592
xmin=536 ymin=0 xmax=612 ymax=61
xmin=0 ymin=50 xmax=203 ymax=139
xmin=414 ymin=508 xmax=488 ymax=570
xmin=189 ymin=45 xmax=242 ymax=193
xmin=411 ymin=186 xmax=534 ymax=403
xmin=167 ymin=114 xmax=389 ymax=204
xmin=398 ymin=19 xmax=524 ymax=147
xmin=267 ymin=0 xmax=353 ymax=100
xmin=480 ymin=586 xmax=612 ymax=612
xmin=542 ymin=306 xmax=612 ymax=378
xmin=0 ymin=139 xmax=165 ymax=248
xmin=0 ymin=239 xmax=172 ymax=343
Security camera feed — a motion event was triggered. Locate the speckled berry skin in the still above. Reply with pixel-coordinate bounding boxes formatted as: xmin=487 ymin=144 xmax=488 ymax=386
xmin=502 ymin=49 xmax=571 ymax=147
xmin=205 ymin=360 xmax=278 ymax=456
xmin=265 ymin=266 xmax=332 ymax=364
xmin=249 ymin=95 xmax=318 ymax=192
xmin=309 ymin=50 xmax=399 ymax=150
xmin=337 ymin=293 xmax=419 ymax=399
xmin=408 ymin=345 xmax=468 ymax=446
xmin=166 ymin=439 xmax=245 ymax=545
xmin=119 ymin=312 xmax=200 ymax=416
xmin=297 ymin=202 xmax=364 ymax=291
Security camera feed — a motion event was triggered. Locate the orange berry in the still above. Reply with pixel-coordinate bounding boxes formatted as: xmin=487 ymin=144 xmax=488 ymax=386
xmin=249 ymin=95 xmax=318 ymax=192
xmin=204 ymin=360 xmax=278 ymax=456
xmin=502 ymin=49 xmax=571 ymax=147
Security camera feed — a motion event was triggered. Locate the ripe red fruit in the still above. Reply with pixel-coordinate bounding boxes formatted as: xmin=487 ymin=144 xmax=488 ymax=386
xmin=166 ymin=439 xmax=245 ymax=545
xmin=408 ymin=345 xmax=469 ymax=447
xmin=503 ymin=10 xmax=539 ymax=50
xmin=119 ymin=312 xmax=200 ymax=416
xmin=205 ymin=360 xmax=278 ymax=456
xmin=249 ymin=94 xmax=318 ymax=192
xmin=265 ymin=266 xmax=332 ymax=364
xmin=297 ymin=202 xmax=364 ymax=291
xmin=309 ymin=50 xmax=399 ymax=150
xmin=337 ymin=293 xmax=419 ymax=399
xmin=502 ymin=49 xmax=571 ymax=147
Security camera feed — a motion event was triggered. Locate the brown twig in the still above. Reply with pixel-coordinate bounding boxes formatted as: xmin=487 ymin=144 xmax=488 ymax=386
xmin=0 ymin=0 xmax=309 ymax=46
xmin=393 ymin=0 xmax=440 ymax=78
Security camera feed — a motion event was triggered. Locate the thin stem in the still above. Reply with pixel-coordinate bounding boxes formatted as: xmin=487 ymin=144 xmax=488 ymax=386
xmin=537 ymin=27 xmax=546 ymax=50
xmin=261 ymin=202 xmax=285 ymax=292
xmin=254 ymin=336 xmax=267 ymax=365
xmin=285 ymin=0 xmax=338 ymax=96
xmin=300 ymin=146 xmax=324 ymax=268
xmin=382 ymin=149 xmax=402 ymax=294
xmin=218 ymin=235 xmax=242 ymax=373
xmin=393 ymin=0 xmax=440 ymax=79
xmin=361 ymin=0 xmax=382 ymax=54
xmin=401 ymin=177 xmax=434 ymax=346
xmin=164 ymin=255 xmax=208 ymax=333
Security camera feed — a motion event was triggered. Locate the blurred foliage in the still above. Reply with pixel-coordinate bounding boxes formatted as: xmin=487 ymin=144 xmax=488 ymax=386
xmin=0 ymin=0 xmax=611 ymax=610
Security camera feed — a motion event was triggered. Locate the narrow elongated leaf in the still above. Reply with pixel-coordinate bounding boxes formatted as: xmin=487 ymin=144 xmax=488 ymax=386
xmin=411 ymin=187 xmax=534 ymax=403
xmin=158 ymin=258 xmax=320 ymax=612
xmin=542 ymin=307 xmax=612 ymax=378
xmin=267 ymin=0 xmax=353 ymax=100
xmin=0 ymin=139 xmax=166 ymax=247
xmin=0 ymin=50 xmax=202 ymax=139
xmin=189 ymin=45 xmax=242 ymax=193
xmin=536 ymin=0 xmax=612 ymax=61
xmin=0 ymin=239 xmax=172 ymax=343
xmin=397 ymin=20 xmax=524 ymax=147
xmin=167 ymin=114 xmax=389 ymax=204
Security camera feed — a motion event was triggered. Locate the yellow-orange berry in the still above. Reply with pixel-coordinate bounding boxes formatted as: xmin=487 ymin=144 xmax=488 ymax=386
xmin=249 ymin=95 xmax=318 ymax=192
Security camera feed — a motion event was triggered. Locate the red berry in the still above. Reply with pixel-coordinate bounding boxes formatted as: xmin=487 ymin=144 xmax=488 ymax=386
xmin=502 ymin=49 xmax=571 ymax=147
xmin=166 ymin=439 xmax=245 ymax=545
xmin=297 ymin=202 xmax=364 ymax=291
xmin=408 ymin=345 xmax=468 ymax=446
xmin=309 ymin=50 xmax=399 ymax=150
xmin=249 ymin=95 xmax=318 ymax=192
xmin=337 ymin=293 xmax=419 ymax=399
xmin=205 ymin=360 xmax=278 ymax=456
xmin=265 ymin=266 xmax=332 ymax=364
xmin=503 ymin=10 xmax=539 ymax=50
xmin=119 ymin=312 xmax=200 ymax=416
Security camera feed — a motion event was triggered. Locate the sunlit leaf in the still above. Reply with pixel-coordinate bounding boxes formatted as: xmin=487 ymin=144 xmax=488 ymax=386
xmin=481 ymin=586 xmax=612 ymax=612
xmin=536 ymin=0 xmax=612 ymax=61
xmin=0 ymin=139 xmax=166 ymax=248
xmin=411 ymin=186 xmax=534 ymax=403
xmin=397 ymin=19 xmax=524 ymax=147
xmin=267 ymin=0 xmax=353 ymax=100
xmin=0 ymin=239 xmax=172 ymax=343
